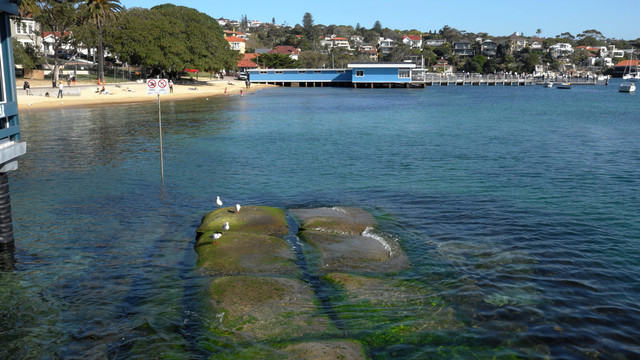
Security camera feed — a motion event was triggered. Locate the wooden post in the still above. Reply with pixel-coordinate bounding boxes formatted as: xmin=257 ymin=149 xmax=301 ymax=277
xmin=158 ymin=94 xmax=164 ymax=183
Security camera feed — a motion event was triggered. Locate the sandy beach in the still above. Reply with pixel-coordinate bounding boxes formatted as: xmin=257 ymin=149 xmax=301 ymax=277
xmin=17 ymin=79 xmax=268 ymax=111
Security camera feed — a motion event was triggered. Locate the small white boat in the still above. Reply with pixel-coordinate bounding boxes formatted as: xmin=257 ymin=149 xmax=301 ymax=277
xmin=543 ymin=81 xmax=553 ymax=88
xmin=619 ymin=82 xmax=636 ymax=93
xmin=557 ymin=82 xmax=571 ymax=89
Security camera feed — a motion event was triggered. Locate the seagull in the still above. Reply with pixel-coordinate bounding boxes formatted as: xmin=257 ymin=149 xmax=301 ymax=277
xmin=210 ymin=232 xmax=222 ymax=240
xmin=222 ymin=222 xmax=230 ymax=231
xmin=235 ymin=204 xmax=241 ymax=213
xmin=216 ymin=196 xmax=223 ymax=208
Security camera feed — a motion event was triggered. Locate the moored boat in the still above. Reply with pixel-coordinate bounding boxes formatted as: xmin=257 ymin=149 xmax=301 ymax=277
xmin=619 ymin=82 xmax=636 ymax=93
xmin=557 ymin=82 xmax=571 ymax=89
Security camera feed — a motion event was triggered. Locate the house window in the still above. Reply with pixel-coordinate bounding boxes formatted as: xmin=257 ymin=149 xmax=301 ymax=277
xmin=356 ymin=70 xmax=364 ymax=77
xmin=313 ymin=70 xmax=322 ymax=74
xmin=260 ymin=71 xmax=268 ymax=74
xmin=398 ymin=69 xmax=410 ymax=79
xmin=337 ymin=70 xmax=345 ymax=73
xmin=298 ymin=70 xmax=306 ymax=74
xmin=275 ymin=70 xmax=283 ymax=74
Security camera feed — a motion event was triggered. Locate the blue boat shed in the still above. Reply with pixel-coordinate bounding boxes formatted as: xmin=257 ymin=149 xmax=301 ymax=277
xmin=248 ymin=68 xmax=352 ymax=87
xmin=0 ymin=0 xmax=27 ymax=249
xmin=248 ymin=62 xmax=422 ymax=88
xmin=348 ymin=62 xmax=416 ymax=88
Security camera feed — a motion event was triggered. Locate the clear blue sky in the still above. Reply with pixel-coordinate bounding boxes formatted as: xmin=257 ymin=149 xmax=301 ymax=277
xmin=119 ymin=0 xmax=638 ymax=40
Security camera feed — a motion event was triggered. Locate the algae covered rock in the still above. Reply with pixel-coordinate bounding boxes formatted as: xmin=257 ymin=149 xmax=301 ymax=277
xmin=323 ymin=272 xmax=463 ymax=344
xmin=195 ymin=205 xmax=295 ymax=275
xmin=195 ymin=232 xmax=298 ymax=276
xmin=292 ymin=207 xmax=409 ymax=273
xmin=291 ymin=207 xmax=375 ymax=235
xmin=300 ymin=230 xmax=408 ymax=273
xmin=209 ymin=276 xmax=332 ymax=341
xmin=282 ymin=340 xmax=367 ymax=360
xmin=197 ymin=205 xmax=288 ymax=236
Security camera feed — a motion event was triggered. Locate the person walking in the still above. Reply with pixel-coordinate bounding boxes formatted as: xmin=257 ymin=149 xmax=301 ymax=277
xmin=169 ymin=79 xmax=173 ymax=94
xmin=57 ymin=82 xmax=64 ymax=98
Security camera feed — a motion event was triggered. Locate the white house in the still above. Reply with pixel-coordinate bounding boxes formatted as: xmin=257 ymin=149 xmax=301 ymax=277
xmin=402 ymin=35 xmax=422 ymax=49
xmin=549 ymin=43 xmax=574 ymax=58
xmin=425 ymin=39 xmax=445 ymax=47
xmin=378 ymin=38 xmax=396 ymax=55
xmin=10 ymin=16 xmax=40 ymax=49
xmin=320 ymin=35 xmax=350 ymax=50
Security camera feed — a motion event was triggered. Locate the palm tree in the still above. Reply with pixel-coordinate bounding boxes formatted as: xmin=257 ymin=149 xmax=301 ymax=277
xmin=81 ymin=0 xmax=123 ymax=84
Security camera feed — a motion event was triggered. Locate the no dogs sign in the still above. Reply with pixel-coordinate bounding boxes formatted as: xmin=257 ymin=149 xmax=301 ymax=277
xmin=147 ymin=79 xmax=169 ymax=95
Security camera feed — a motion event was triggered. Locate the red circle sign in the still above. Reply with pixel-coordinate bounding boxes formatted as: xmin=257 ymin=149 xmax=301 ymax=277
xmin=147 ymin=79 xmax=157 ymax=88
xmin=158 ymin=79 xmax=167 ymax=88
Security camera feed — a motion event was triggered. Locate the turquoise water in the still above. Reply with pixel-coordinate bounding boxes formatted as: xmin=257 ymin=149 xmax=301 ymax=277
xmin=3 ymin=81 xmax=640 ymax=358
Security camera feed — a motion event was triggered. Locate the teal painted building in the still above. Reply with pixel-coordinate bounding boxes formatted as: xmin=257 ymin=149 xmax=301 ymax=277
xmin=0 ymin=0 xmax=27 ymax=249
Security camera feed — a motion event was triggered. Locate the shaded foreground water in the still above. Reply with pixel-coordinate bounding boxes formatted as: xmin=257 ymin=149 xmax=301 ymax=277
xmin=3 ymin=82 xmax=640 ymax=358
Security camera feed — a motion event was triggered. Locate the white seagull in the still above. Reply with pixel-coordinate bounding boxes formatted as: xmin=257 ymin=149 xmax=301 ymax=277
xmin=222 ymin=222 xmax=230 ymax=231
xmin=216 ymin=196 xmax=223 ymax=208
xmin=210 ymin=232 xmax=222 ymax=240
xmin=235 ymin=204 xmax=241 ymax=213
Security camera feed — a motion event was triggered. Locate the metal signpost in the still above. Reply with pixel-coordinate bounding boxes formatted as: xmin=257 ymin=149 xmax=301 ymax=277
xmin=147 ymin=79 xmax=169 ymax=183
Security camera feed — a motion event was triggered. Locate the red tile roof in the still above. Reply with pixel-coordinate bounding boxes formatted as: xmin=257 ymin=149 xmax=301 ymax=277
xmin=615 ymin=60 xmax=640 ymax=67
xmin=269 ymin=46 xmax=301 ymax=55
xmin=403 ymin=35 xmax=421 ymax=41
xmin=42 ymin=31 xmax=70 ymax=38
xmin=225 ymin=36 xmax=245 ymax=42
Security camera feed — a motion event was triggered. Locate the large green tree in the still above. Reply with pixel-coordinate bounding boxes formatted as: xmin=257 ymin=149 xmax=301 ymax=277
xmin=255 ymin=53 xmax=299 ymax=68
xmin=80 ymin=0 xmax=123 ymax=84
xmin=34 ymin=0 xmax=81 ymax=84
xmin=105 ymin=5 xmax=237 ymax=77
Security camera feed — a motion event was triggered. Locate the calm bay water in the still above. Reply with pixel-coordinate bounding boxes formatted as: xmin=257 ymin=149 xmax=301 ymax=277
xmin=2 ymin=81 xmax=640 ymax=359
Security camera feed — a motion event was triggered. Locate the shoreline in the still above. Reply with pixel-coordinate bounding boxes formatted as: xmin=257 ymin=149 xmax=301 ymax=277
xmin=17 ymin=79 xmax=270 ymax=111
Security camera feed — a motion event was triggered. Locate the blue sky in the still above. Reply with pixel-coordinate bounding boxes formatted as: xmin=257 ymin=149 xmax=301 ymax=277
xmin=119 ymin=0 xmax=638 ymax=40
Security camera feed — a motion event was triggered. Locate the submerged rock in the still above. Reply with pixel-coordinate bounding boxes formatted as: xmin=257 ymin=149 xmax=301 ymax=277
xmin=323 ymin=272 xmax=463 ymax=343
xmin=282 ymin=340 xmax=366 ymax=360
xmin=300 ymin=230 xmax=409 ymax=273
xmin=292 ymin=207 xmax=409 ymax=273
xmin=197 ymin=205 xmax=288 ymax=237
xmin=291 ymin=207 xmax=375 ymax=235
xmin=209 ymin=276 xmax=332 ymax=341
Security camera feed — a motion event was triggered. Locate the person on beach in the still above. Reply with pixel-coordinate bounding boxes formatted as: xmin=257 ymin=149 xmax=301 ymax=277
xmin=240 ymin=90 xmax=243 ymax=96
xmin=169 ymin=80 xmax=174 ymax=94
xmin=57 ymin=82 xmax=63 ymax=98
xmin=72 ymin=75 xmax=76 ymax=86
xmin=245 ymin=79 xmax=250 ymax=89
xmin=23 ymin=81 xmax=32 ymax=95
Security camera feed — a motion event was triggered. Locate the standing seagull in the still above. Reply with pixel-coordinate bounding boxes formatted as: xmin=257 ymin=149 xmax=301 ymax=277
xmin=216 ymin=196 xmax=223 ymax=208
xmin=222 ymin=222 xmax=230 ymax=231
xmin=235 ymin=204 xmax=241 ymax=213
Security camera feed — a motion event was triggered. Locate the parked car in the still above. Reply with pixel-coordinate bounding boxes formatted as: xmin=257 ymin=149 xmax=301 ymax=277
xmin=237 ymin=72 xmax=247 ymax=80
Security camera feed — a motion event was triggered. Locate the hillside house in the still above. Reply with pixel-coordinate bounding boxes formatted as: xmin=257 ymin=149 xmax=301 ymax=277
xmin=453 ymin=41 xmax=473 ymax=56
xmin=225 ymin=36 xmax=246 ymax=53
xmin=269 ymin=46 xmax=301 ymax=60
xmin=402 ymin=35 xmax=422 ymax=49
xmin=480 ymin=40 xmax=497 ymax=58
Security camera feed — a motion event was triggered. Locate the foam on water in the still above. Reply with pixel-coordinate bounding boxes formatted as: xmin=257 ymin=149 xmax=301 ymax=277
xmin=362 ymin=226 xmax=393 ymax=258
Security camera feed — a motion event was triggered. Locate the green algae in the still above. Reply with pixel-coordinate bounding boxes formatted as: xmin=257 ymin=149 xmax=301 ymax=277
xmin=197 ymin=206 xmax=288 ymax=236
xmin=195 ymin=232 xmax=298 ymax=276
xmin=208 ymin=276 xmax=333 ymax=341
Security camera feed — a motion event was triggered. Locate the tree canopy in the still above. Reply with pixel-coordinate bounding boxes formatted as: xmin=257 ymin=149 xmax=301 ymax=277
xmin=104 ymin=4 xmax=237 ymax=76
